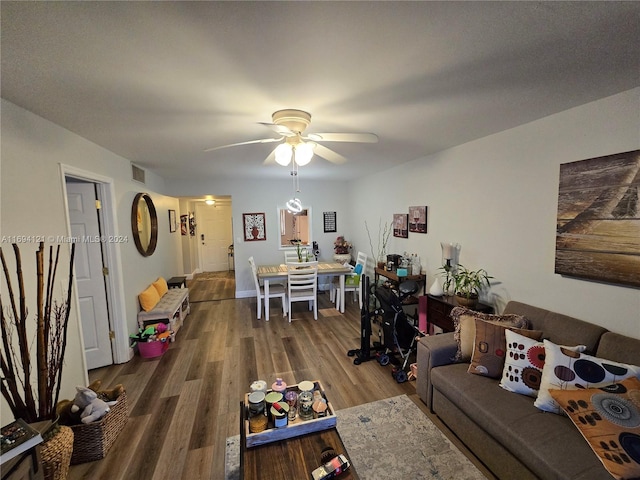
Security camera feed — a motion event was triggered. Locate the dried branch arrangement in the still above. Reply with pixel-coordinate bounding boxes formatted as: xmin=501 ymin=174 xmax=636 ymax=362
xmin=1 ymin=242 xmax=76 ymax=422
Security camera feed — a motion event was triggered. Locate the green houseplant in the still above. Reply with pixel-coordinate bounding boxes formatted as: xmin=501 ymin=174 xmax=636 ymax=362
xmin=451 ymin=265 xmax=493 ymax=308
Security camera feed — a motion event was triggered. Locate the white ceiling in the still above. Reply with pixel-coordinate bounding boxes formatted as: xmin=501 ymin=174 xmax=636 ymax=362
xmin=2 ymin=1 xmax=639 ymax=182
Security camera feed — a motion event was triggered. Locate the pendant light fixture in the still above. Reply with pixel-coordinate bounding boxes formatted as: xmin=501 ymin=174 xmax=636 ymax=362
xmin=286 ymin=157 xmax=303 ymax=214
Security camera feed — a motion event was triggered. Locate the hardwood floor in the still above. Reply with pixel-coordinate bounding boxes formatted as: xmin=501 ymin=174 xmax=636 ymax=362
xmin=67 ymin=279 xmax=491 ymax=480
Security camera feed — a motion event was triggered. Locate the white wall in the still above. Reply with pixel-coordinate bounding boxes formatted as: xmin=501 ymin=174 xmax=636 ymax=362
xmin=166 ymin=178 xmax=353 ymax=296
xmin=347 ymin=88 xmax=640 ymax=338
xmin=1 ymin=99 xmax=182 ymax=420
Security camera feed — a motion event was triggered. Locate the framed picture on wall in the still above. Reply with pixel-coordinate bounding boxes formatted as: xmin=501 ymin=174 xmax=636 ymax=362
xmin=555 ymin=149 xmax=640 ymax=288
xmin=243 ymin=212 xmax=266 ymax=241
xmin=393 ymin=213 xmax=408 ymax=238
xmin=409 ymin=206 xmax=428 ymax=233
xmin=180 ymin=214 xmax=188 ymax=235
xmin=323 ymin=211 xmax=337 ymax=233
xmin=168 ymin=210 xmax=177 ymax=233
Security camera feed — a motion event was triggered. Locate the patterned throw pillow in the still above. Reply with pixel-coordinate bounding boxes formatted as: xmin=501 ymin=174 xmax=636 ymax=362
xmin=535 ymin=339 xmax=640 ymax=415
xmin=549 ymin=376 xmax=640 ymax=480
xmin=500 ymin=329 xmax=586 ymax=397
xmin=467 ymin=319 xmax=542 ymax=378
xmin=451 ymin=307 xmax=529 ymax=362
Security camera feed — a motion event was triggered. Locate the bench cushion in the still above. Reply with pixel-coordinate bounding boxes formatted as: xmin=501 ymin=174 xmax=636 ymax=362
xmin=137 ymin=288 xmax=188 ymax=320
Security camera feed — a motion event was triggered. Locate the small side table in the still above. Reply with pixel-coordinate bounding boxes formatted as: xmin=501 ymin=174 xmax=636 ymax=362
xmin=167 ymin=276 xmax=187 ymax=289
xmin=426 ymin=294 xmax=493 ymax=333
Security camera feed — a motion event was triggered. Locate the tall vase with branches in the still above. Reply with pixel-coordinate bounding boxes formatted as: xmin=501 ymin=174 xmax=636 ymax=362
xmin=1 ymin=242 xmax=76 ymax=423
xmin=365 ymin=219 xmax=391 ymax=269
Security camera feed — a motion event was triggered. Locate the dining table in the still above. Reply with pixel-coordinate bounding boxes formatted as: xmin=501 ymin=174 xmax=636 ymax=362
xmin=256 ymin=262 xmax=352 ymax=320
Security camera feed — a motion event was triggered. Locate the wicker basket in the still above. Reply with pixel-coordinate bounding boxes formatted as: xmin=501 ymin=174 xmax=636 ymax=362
xmin=41 ymin=425 xmax=74 ymax=480
xmin=69 ymin=391 xmax=128 ymax=464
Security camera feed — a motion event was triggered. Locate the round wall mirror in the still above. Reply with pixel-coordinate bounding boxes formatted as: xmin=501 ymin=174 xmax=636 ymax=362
xmin=131 ymin=192 xmax=158 ymax=257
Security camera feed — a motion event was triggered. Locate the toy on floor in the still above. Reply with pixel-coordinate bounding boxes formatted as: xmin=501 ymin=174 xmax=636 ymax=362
xmin=57 ymin=381 xmax=125 ymax=425
xmin=71 ymin=385 xmax=111 ymax=424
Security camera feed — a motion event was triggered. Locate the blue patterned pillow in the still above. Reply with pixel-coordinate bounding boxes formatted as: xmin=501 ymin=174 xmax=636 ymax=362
xmin=535 ymin=339 xmax=640 ymax=414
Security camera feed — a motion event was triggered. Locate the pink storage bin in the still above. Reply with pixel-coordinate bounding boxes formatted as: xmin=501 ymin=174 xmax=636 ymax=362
xmin=137 ymin=340 xmax=169 ymax=358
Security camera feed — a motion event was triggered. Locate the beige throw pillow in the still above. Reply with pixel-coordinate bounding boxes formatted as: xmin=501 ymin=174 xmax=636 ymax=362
xmin=468 ymin=319 xmax=543 ymax=378
xmin=451 ymin=307 xmax=529 ymax=362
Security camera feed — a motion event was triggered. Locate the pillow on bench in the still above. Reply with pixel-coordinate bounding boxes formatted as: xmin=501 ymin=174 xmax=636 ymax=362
xmin=139 ymin=284 xmax=160 ymax=312
xmin=153 ymin=277 xmax=168 ymax=297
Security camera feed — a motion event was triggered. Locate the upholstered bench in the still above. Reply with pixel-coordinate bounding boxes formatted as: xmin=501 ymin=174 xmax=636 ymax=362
xmin=137 ymin=277 xmax=190 ymax=338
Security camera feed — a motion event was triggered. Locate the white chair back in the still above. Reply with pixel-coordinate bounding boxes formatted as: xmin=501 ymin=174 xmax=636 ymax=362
xmin=284 ymin=248 xmax=312 ymax=264
xmin=354 ymin=251 xmax=368 ymax=270
xmin=248 ymin=256 xmax=261 ymax=294
xmin=248 ymin=256 xmax=287 ymax=320
xmin=286 ymin=261 xmax=318 ymax=321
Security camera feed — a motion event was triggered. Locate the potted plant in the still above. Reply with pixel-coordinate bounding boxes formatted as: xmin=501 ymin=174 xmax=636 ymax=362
xmin=365 ymin=219 xmax=391 ymax=269
xmin=1 ymin=242 xmax=77 ymax=479
xmin=333 ymin=236 xmax=352 ymax=264
xmin=451 ymin=265 xmax=493 ymax=308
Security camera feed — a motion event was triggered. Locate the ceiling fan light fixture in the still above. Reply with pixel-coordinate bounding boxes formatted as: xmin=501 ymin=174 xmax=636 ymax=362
xmin=275 ymin=143 xmax=293 ymax=166
xmin=294 ymin=143 xmax=313 ymax=166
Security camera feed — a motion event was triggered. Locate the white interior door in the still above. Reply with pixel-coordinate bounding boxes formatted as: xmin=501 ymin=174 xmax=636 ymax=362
xmin=197 ymin=203 xmax=233 ymax=272
xmin=66 ymin=181 xmax=113 ymax=369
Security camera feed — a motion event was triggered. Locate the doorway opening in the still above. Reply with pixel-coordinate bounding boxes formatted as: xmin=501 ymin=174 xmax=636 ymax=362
xmin=186 ymin=197 xmax=236 ymax=301
xmin=61 ymin=165 xmax=128 ymax=372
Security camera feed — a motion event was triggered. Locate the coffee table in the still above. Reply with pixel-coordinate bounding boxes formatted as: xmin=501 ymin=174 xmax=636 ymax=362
xmin=239 ymin=402 xmax=359 ymax=480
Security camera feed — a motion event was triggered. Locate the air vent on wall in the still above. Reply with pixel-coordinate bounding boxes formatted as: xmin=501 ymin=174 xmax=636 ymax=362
xmin=132 ymin=164 xmax=145 ymax=184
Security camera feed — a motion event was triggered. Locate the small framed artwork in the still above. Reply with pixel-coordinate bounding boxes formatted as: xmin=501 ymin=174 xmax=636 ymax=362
xmin=189 ymin=212 xmax=196 ymax=236
xmin=409 ymin=206 xmax=428 ymax=233
xmin=168 ymin=210 xmax=177 ymax=233
xmin=180 ymin=214 xmax=188 ymax=236
xmin=243 ymin=213 xmax=266 ymax=241
xmin=393 ymin=213 xmax=408 ymax=238
xmin=323 ymin=211 xmax=337 ymax=233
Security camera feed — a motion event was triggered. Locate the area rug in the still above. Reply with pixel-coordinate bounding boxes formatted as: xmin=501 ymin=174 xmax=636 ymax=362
xmin=225 ymin=394 xmax=486 ymax=480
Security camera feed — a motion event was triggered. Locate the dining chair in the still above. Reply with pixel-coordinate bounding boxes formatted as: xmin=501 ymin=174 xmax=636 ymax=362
xmin=286 ymin=260 xmax=318 ymax=322
xmin=283 ymin=248 xmax=312 ymax=264
xmin=332 ymin=251 xmax=368 ymax=309
xmin=248 ymin=256 xmax=287 ymax=320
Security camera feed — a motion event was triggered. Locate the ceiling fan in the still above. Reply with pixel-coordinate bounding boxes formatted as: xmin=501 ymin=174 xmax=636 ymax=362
xmin=204 ymin=109 xmax=378 ymax=166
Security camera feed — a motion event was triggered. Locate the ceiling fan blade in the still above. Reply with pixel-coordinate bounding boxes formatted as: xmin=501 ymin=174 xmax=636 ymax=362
xmin=310 ymin=132 xmax=378 ymax=143
xmin=203 ymin=137 xmax=281 ymax=152
xmin=262 ymin=148 xmax=276 ymax=165
xmin=258 ymin=122 xmax=296 ymax=137
xmin=313 ymin=144 xmax=348 ymax=165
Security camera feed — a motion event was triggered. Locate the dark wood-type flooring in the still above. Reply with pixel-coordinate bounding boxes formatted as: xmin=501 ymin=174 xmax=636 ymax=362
xmin=67 ymin=273 xmax=493 ymax=480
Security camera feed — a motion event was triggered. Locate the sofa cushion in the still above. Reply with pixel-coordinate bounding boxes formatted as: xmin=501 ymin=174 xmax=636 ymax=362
xmin=467 ymin=320 xmax=542 ymax=378
xmin=596 ymin=332 xmax=640 ymax=367
xmin=500 ymin=329 xmax=586 ymax=397
xmin=451 ymin=306 xmax=529 ymax=362
xmin=549 ymin=376 xmax=640 ymax=480
xmin=153 ymin=277 xmax=169 ymax=297
xmin=431 ymin=363 xmax=612 ymax=479
xmin=139 ymin=284 xmax=160 ymax=312
xmin=535 ymin=339 xmax=640 ymax=414
xmin=503 ymin=301 xmax=607 ymax=354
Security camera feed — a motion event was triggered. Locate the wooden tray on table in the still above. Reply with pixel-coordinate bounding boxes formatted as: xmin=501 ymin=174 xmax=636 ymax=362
xmin=242 ymin=380 xmax=336 ymax=448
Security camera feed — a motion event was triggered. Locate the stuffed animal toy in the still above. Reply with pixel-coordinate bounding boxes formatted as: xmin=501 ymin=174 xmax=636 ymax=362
xmin=56 ymin=398 xmax=81 ymax=426
xmin=71 ymin=385 xmax=111 ymax=424
xmin=56 ymin=381 xmax=125 ymax=425
xmin=96 ymin=383 xmax=125 ymax=404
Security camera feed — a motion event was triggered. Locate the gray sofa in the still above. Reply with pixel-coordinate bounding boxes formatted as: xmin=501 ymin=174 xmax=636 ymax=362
xmin=416 ymin=300 xmax=640 ymax=480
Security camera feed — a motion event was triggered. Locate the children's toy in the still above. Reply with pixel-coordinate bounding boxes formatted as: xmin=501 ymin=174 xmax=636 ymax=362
xmin=71 ymin=386 xmax=111 ymax=424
